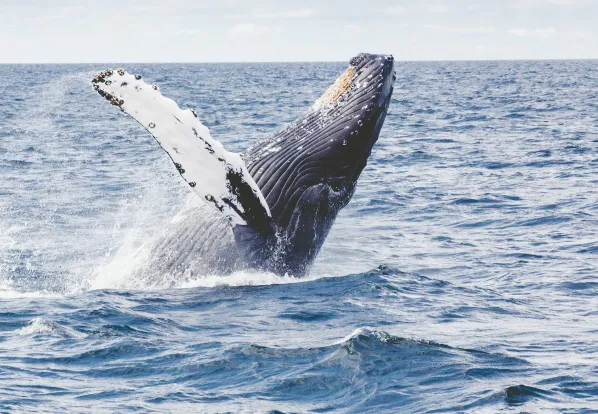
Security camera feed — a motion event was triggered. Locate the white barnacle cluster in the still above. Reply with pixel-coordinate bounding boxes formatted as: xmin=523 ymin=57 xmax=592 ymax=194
xmin=255 ymin=131 xmax=288 ymax=158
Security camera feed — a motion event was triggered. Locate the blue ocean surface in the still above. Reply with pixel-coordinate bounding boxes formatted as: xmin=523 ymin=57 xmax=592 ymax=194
xmin=0 ymin=61 xmax=597 ymax=413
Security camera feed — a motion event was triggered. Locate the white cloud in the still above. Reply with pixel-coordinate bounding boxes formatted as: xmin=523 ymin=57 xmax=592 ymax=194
xmin=512 ymin=0 xmax=585 ymax=8
xmin=548 ymin=0 xmax=582 ymax=5
xmin=427 ymin=5 xmax=450 ymax=13
xmin=508 ymin=27 xmax=556 ymax=39
xmin=173 ymin=28 xmax=202 ymax=36
xmin=144 ymin=27 xmax=202 ymax=38
xmin=265 ymin=9 xmax=317 ymax=18
xmin=23 ymin=5 xmax=84 ymax=22
xmin=229 ymin=23 xmax=279 ymax=36
xmin=387 ymin=6 xmax=406 ymax=15
xmin=567 ymin=31 xmax=593 ymax=39
xmin=228 ymin=8 xmax=317 ymax=20
xmin=425 ymin=24 xmax=496 ymax=34
xmin=345 ymin=24 xmax=362 ymax=32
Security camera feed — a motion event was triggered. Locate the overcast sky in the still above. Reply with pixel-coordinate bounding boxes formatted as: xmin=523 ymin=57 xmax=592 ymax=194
xmin=1 ymin=0 xmax=597 ymax=63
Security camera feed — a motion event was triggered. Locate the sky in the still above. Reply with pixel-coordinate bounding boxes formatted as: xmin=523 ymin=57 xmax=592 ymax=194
xmin=1 ymin=0 xmax=597 ymax=63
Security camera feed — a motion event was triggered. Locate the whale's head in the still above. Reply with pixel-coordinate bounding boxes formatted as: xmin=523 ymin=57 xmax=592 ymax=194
xmin=244 ymin=53 xmax=396 ymax=275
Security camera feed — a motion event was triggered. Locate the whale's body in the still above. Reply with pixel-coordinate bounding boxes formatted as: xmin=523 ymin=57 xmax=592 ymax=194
xmin=93 ymin=53 xmax=395 ymax=279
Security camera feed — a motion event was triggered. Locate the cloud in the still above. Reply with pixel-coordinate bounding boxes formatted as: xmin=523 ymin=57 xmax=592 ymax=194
xmin=261 ymin=9 xmax=317 ymax=18
xmin=508 ymin=27 xmax=556 ymax=39
xmin=512 ymin=0 xmax=585 ymax=8
xmin=387 ymin=6 xmax=406 ymax=15
xmin=344 ymin=24 xmax=362 ymax=32
xmin=22 ymin=5 xmax=84 ymax=22
xmin=228 ymin=8 xmax=317 ymax=20
xmin=229 ymin=23 xmax=279 ymax=36
xmin=173 ymin=28 xmax=202 ymax=36
xmin=144 ymin=27 xmax=202 ymax=38
xmin=387 ymin=4 xmax=450 ymax=14
xmin=425 ymin=24 xmax=496 ymax=34
xmin=427 ymin=5 xmax=450 ymax=13
xmin=566 ymin=31 xmax=593 ymax=39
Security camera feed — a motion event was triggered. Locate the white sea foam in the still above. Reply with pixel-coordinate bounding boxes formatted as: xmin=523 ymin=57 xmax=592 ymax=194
xmin=17 ymin=317 xmax=86 ymax=338
xmin=0 ymin=289 xmax=63 ymax=300
xmin=179 ymin=270 xmax=321 ymax=289
xmin=17 ymin=318 xmax=54 ymax=335
xmin=92 ymin=254 xmax=323 ymax=291
xmin=89 ymin=194 xmax=199 ymax=291
xmin=87 ymin=189 xmax=334 ymax=291
xmin=334 ymin=327 xmax=377 ymax=345
xmin=0 ymin=278 xmax=63 ymax=299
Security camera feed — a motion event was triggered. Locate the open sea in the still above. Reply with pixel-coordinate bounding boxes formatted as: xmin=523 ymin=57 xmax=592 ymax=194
xmin=0 ymin=60 xmax=597 ymax=413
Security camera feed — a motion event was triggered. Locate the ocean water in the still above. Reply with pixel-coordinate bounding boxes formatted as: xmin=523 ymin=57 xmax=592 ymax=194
xmin=1 ymin=60 xmax=597 ymax=413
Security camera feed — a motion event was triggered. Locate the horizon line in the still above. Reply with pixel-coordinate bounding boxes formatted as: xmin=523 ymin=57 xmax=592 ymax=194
xmin=1 ymin=57 xmax=598 ymax=65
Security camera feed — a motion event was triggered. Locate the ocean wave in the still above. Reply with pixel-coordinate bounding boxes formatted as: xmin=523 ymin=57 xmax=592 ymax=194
xmin=17 ymin=317 xmax=85 ymax=338
xmin=1 ymin=60 xmax=597 ymax=413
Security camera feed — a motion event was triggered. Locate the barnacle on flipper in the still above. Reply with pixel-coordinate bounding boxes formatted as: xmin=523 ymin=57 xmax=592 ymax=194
xmin=91 ymin=69 xmax=125 ymax=108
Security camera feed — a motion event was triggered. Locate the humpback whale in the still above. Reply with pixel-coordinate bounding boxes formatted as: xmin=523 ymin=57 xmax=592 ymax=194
xmin=92 ymin=53 xmax=395 ymax=278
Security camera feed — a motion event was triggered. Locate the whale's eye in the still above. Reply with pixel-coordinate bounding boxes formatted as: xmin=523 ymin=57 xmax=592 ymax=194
xmin=330 ymin=181 xmax=343 ymax=192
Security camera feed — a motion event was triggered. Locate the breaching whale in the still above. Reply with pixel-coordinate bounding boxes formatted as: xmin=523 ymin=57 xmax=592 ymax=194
xmin=92 ymin=53 xmax=395 ymax=279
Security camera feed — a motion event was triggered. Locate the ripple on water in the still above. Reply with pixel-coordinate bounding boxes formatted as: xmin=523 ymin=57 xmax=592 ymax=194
xmin=1 ymin=61 xmax=597 ymax=412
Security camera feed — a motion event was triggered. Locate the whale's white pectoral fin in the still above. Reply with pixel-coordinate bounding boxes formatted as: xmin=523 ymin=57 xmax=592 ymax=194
xmin=92 ymin=69 xmax=271 ymax=228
